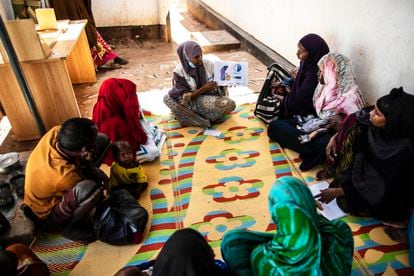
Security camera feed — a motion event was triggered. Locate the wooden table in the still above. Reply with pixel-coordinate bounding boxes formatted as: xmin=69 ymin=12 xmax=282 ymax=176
xmin=0 ymin=20 xmax=96 ymax=141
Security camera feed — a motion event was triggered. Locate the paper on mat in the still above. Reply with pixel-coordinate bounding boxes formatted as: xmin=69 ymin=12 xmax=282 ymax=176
xmin=214 ymin=61 xmax=248 ymax=86
xmin=204 ymin=129 xmax=222 ymax=137
xmin=309 ymin=181 xmax=347 ymax=221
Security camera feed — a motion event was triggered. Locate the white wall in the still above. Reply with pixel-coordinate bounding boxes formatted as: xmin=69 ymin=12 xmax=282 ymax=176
xmin=0 ymin=0 xmax=15 ymax=20
xmin=92 ymin=0 xmax=169 ymax=26
xmin=200 ymin=0 xmax=414 ymax=103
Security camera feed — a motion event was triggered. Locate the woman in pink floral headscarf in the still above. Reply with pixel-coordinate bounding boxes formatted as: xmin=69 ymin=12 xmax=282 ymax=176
xmin=313 ymin=53 xmax=365 ymax=119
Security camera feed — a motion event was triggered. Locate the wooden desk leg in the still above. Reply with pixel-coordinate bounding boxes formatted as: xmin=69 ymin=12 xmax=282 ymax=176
xmin=0 ymin=65 xmax=40 ymax=140
xmin=66 ymin=29 xmax=96 ymax=84
xmin=22 ymin=60 xmax=81 ymax=130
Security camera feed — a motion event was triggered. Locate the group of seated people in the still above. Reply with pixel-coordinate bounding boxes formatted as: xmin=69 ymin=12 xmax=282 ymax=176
xmin=13 ymin=35 xmax=414 ymax=274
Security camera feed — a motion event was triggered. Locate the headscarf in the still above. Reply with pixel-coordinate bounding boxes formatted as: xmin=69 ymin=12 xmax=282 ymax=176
xmin=251 ymin=176 xmax=353 ymax=275
xmin=313 ymin=53 xmax=365 ymax=119
xmin=349 ymin=88 xmax=414 ymax=218
xmin=169 ymin=41 xmax=207 ymax=98
xmin=376 ymin=87 xmax=414 ymax=139
xmin=153 ymin=228 xmax=226 ymax=276
xmin=92 ymin=78 xmax=147 ymax=165
xmin=283 ymin=34 xmax=329 ymax=117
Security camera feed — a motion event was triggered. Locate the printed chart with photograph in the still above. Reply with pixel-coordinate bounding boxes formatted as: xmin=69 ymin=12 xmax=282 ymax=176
xmin=214 ymin=61 xmax=248 ymax=86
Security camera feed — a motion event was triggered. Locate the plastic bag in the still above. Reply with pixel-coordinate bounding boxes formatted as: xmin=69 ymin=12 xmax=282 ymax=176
xmin=94 ymin=189 xmax=148 ymax=245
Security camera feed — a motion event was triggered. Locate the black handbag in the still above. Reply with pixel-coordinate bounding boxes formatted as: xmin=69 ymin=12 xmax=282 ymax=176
xmin=254 ymin=62 xmax=291 ymax=123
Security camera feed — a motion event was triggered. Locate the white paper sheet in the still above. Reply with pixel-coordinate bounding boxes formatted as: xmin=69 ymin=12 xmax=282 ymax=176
xmin=309 ymin=181 xmax=347 ymax=221
xmin=204 ymin=129 xmax=222 ymax=137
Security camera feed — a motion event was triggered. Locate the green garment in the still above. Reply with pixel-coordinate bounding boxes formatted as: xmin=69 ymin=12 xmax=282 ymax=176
xmin=221 ymin=176 xmax=353 ymax=276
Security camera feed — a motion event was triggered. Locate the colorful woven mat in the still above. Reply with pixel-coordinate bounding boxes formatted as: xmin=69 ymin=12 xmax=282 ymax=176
xmin=30 ymin=104 xmax=413 ymax=275
xmin=284 ymin=148 xmax=413 ymax=275
xmin=32 ymin=233 xmax=88 ymax=275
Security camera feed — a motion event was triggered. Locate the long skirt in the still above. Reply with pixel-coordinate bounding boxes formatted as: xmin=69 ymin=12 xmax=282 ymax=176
xmin=90 ymin=31 xmax=117 ymax=68
xmin=163 ymin=94 xmax=235 ymax=128
xmin=267 ymin=119 xmax=332 ymax=171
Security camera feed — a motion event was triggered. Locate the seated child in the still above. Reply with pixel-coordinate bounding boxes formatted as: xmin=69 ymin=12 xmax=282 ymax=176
xmin=110 ymin=141 xmax=148 ymax=199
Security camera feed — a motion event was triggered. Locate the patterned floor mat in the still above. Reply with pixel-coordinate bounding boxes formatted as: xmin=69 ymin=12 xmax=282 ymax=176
xmin=31 ymin=103 xmax=413 ymax=275
xmin=32 ymin=233 xmax=88 ymax=275
xmin=284 ymin=148 xmax=413 ymax=275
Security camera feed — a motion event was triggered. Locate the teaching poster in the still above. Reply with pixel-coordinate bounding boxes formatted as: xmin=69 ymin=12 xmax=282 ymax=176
xmin=214 ymin=61 xmax=248 ymax=86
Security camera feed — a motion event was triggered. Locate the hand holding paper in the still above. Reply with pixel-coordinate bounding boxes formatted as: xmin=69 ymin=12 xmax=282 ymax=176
xmin=309 ymin=181 xmax=347 ymax=221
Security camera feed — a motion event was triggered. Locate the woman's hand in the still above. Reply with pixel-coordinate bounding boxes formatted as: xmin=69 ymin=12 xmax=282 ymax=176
xmin=274 ymin=94 xmax=284 ymax=101
xmin=315 ymin=188 xmax=344 ymax=204
xmin=316 ymin=200 xmax=324 ymax=211
xmin=188 ymin=81 xmax=218 ymax=101
xmin=326 ymin=133 xmax=338 ymax=162
xmin=289 ymin=68 xmax=298 ymax=79
xmin=271 ymin=81 xmax=287 ymax=95
xmin=201 ymin=81 xmax=218 ymax=93
xmin=308 ymin=128 xmax=328 ymax=140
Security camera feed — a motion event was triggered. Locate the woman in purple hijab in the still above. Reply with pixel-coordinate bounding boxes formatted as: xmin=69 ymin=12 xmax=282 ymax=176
xmin=163 ymin=41 xmax=235 ymax=128
xmin=268 ymin=34 xmax=330 ymax=171
xmin=282 ymin=33 xmax=330 ymax=117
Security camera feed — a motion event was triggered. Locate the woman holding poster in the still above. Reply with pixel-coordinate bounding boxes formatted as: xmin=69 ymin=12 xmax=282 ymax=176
xmin=164 ymin=41 xmax=236 ymax=128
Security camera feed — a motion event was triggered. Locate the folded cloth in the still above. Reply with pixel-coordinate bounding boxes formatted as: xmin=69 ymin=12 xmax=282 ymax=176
xmin=136 ymin=124 xmax=166 ymax=163
xmin=294 ymin=115 xmax=328 ymax=133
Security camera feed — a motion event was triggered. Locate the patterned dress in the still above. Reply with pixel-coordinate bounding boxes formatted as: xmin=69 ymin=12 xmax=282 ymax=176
xmin=164 ymin=41 xmax=235 ymax=128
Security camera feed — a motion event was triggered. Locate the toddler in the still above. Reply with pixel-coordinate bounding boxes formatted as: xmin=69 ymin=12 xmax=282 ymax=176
xmin=110 ymin=141 xmax=148 ymax=198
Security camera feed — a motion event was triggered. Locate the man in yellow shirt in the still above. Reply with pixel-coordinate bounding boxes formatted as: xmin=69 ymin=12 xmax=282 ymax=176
xmin=23 ymin=118 xmax=110 ymax=241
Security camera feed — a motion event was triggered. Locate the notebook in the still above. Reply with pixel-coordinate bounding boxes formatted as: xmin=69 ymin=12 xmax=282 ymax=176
xmin=35 ymin=8 xmax=58 ymax=31
xmin=309 ymin=181 xmax=347 ymax=221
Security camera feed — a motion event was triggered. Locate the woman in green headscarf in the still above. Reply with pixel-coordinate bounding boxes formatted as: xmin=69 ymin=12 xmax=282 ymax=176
xmin=221 ymin=176 xmax=353 ymax=275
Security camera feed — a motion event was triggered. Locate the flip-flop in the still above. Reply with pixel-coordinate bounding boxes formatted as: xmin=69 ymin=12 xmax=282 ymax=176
xmin=0 ymin=152 xmax=20 ymax=174
xmin=98 ymin=62 xmax=122 ymax=71
xmin=0 ymin=211 xmax=10 ymax=234
xmin=0 ymin=181 xmax=14 ymax=207
xmin=114 ymin=56 xmax=129 ymax=65
xmin=8 ymin=170 xmax=25 ymax=198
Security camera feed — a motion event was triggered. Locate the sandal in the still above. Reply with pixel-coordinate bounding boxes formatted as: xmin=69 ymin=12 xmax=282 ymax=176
xmin=384 ymin=226 xmax=408 ymax=243
xmin=98 ymin=62 xmax=122 ymax=71
xmin=0 ymin=152 xmax=20 ymax=174
xmin=8 ymin=170 xmax=25 ymax=197
xmin=114 ymin=56 xmax=129 ymax=65
xmin=0 ymin=181 xmax=14 ymax=207
xmin=0 ymin=211 xmax=10 ymax=234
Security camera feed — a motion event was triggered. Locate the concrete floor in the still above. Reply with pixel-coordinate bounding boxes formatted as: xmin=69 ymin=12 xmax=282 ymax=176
xmin=0 ymin=3 xmax=267 ymax=154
